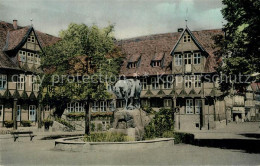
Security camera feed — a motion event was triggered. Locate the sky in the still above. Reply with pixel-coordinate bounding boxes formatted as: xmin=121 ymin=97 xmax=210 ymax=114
xmin=0 ymin=0 xmax=224 ymax=39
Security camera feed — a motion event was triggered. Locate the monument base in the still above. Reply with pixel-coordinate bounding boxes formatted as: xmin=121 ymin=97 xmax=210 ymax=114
xmin=110 ymin=108 xmax=151 ymax=140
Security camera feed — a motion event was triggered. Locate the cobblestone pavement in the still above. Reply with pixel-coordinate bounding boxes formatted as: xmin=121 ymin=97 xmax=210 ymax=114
xmin=1 ymin=136 xmax=260 ymax=165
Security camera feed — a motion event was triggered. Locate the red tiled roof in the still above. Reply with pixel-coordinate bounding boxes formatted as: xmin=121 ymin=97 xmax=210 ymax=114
xmin=119 ymin=32 xmax=181 ymax=76
xmin=128 ymin=53 xmax=141 ymax=62
xmin=153 ymin=52 xmax=164 ymax=61
xmin=119 ymin=29 xmax=223 ymax=76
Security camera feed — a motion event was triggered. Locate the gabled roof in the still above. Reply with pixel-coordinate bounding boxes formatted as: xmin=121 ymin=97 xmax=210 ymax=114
xmin=170 ymin=27 xmax=205 ymax=55
xmin=119 ymin=28 xmax=223 ymax=76
xmin=0 ymin=21 xmax=60 ymax=70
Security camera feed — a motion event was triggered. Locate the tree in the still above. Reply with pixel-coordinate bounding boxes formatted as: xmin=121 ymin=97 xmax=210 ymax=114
xmin=216 ymin=0 xmax=260 ymax=93
xmin=40 ymin=23 xmax=123 ymax=134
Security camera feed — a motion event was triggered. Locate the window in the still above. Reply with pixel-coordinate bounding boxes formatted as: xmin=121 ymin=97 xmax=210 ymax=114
xmin=195 ymin=99 xmax=202 ymax=114
xmin=17 ymin=75 xmax=24 ymax=90
xmin=152 ymin=61 xmax=161 ymax=67
xmin=194 ymin=75 xmax=201 ymax=88
xmin=19 ymin=50 xmax=26 ymax=62
xmin=151 ymin=77 xmax=159 ymax=89
xmin=150 ymin=98 xmax=163 ymax=107
xmin=34 ymin=54 xmax=40 ymax=64
xmin=116 ymin=100 xmax=125 ymax=108
xmin=185 ymin=76 xmax=192 ymax=88
xmin=66 ymin=103 xmax=84 ymax=112
xmin=27 ymin=52 xmax=34 ymax=63
xmin=175 ymin=54 xmax=182 ymax=66
xmin=32 ymin=76 xmax=40 ymax=92
xmin=184 ymin=35 xmax=191 ymax=42
xmin=184 ymin=53 xmax=192 ymax=64
xmin=140 ymin=78 xmax=147 ymax=90
xmin=194 ymin=52 xmax=201 ymax=64
xmin=92 ymin=101 xmax=99 ymax=112
xmin=0 ymin=74 xmax=7 ymax=89
xmin=29 ymin=105 xmax=36 ymax=121
xmin=75 ymin=102 xmax=84 ymax=112
xmin=163 ymin=76 xmax=173 ymax=89
xmin=27 ymin=35 xmax=35 ymax=43
xmin=128 ymin=62 xmax=137 ymax=69
xmin=164 ymin=99 xmax=172 ymax=107
xmin=67 ymin=103 xmax=74 ymax=112
xmin=100 ymin=101 xmax=106 ymax=112
xmin=186 ymin=99 xmax=193 ymax=114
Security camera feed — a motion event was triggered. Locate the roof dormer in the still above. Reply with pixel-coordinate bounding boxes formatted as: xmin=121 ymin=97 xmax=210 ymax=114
xmin=127 ymin=54 xmax=141 ymax=69
xmin=151 ymin=52 xmax=165 ymax=67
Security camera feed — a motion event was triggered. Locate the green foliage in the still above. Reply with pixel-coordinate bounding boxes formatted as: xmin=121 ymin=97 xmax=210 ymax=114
xmin=66 ymin=112 xmax=85 ymax=120
xmin=40 ymin=23 xmax=124 ymax=116
xmin=215 ymin=0 xmax=260 ymax=93
xmin=83 ymin=132 xmax=134 ymax=142
xmin=55 ymin=117 xmax=75 ymax=130
xmin=142 ymin=105 xmax=155 ymax=114
xmin=91 ymin=123 xmax=95 ymax=132
xmin=144 ymin=108 xmax=174 ymax=139
xmin=97 ymin=123 xmax=103 ymax=131
xmin=173 ymin=132 xmax=195 ymax=144
xmin=4 ymin=120 xmax=13 ymax=128
xmin=162 ymin=131 xmax=174 ymax=138
xmin=42 ymin=119 xmax=53 ymax=129
xmin=21 ymin=120 xmax=32 ymax=127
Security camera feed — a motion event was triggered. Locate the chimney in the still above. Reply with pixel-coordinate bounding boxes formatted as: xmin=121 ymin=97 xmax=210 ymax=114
xmin=178 ymin=28 xmax=184 ymax=32
xmin=13 ymin=20 xmax=18 ymax=30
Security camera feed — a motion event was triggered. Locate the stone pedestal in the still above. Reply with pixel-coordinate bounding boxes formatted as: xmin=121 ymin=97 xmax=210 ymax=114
xmin=110 ymin=108 xmax=151 ymax=140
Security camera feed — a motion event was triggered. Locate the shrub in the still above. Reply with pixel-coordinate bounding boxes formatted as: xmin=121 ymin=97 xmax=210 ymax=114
xmin=83 ymin=132 xmax=134 ymax=142
xmin=97 ymin=123 xmax=103 ymax=131
xmin=144 ymin=108 xmax=174 ymax=139
xmin=91 ymin=123 xmax=95 ymax=132
xmin=142 ymin=106 xmax=155 ymax=114
xmin=4 ymin=120 xmax=13 ymax=128
xmin=21 ymin=120 xmax=32 ymax=127
xmin=66 ymin=112 xmax=85 ymax=120
xmin=162 ymin=131 xmax=174 ymax=138
xmin=173 ymin=132 xmax=195 ymax=144
xmin=42 ymin=119 xmax=54 ymax=129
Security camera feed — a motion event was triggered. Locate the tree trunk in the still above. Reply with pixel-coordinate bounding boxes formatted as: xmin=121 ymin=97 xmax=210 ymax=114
xmin=13 ymin=98 xmax=18 ymax=130
xmin=85 ymin=99 xmax=90 ymax=135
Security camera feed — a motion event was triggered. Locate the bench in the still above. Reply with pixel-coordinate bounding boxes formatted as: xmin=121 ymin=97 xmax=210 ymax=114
xmin=10 ymin=131 xmax=36 ymax=142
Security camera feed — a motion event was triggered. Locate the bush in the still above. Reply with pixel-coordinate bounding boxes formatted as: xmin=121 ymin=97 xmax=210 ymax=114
xmin=4 ymin=120 xmax=13 ymax=128
xmin=91 ymin=123 xmax=95 ymax=132
xmin=142 ymin=106 xmax=155 ymax=114
xmin=42 ymin=119 xmax=54 ymax=129
xmin=21 ymin=120 xmax=32 ymax=127
xmin=144 ymin=108 xmax=174 ymax=139
xmin=83 ymin=132 xmax=134 ymax=142
xmin=66 ymin=112 xmax=85 ymax=120
xmin=173 ymin=132 xmax=195 ymax=144
xmin=97 ymin=123 xmax=103 ymax=131
xmin=162 ymin=131 xmax=174 ymax=138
